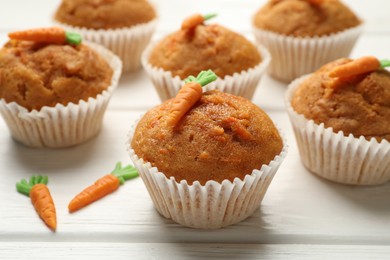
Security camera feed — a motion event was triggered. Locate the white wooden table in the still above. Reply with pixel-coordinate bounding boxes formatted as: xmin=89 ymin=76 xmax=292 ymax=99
xmin=1 ymin=1 xmax=389 ymax=259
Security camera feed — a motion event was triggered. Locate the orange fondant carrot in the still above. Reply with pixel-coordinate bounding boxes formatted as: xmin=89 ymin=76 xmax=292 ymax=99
xmin=166 ymin=70 xmax=218 ymax=127
xmin=68 ymin=162 xmax=138 ymax=213
xmin=181 ymin=13 xmax=217 ymax=30
xmin=166 ymin=82 xmax=203 ymax=127
xmin=16 ymin=176 xmax=57 ymax=231
xmin=8 ymin=27 xmax=82 ymax=45
xmin=328 ymin=56 xmax=381 ymax=79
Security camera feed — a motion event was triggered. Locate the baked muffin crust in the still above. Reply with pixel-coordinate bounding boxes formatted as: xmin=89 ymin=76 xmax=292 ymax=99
xmin=0 ymin=41 xmax=113 ymax=111
xmin=55 ymin=0 xmax=156 ymax=29
xmin=149 ymin=24 xmax=262 ymax=79
xmin=253 ymin=0 xmax=361 ymax=37
xmin=292 ymin=58 xmax=390 ymax=141
xmin=132 ymin=90 xmax=283 ymax=185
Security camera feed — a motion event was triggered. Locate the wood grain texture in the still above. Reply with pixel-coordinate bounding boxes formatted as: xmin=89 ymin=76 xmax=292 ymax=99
xmin=1 ymin=243 xmax=390 ymax=260
xmin=0 ymin=0 xmax=390 ymax=259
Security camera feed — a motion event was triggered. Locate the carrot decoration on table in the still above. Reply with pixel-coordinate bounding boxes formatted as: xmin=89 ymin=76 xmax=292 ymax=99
xmin=68 ymin=162 xmax=138 ymax=213
xmin=16 ymin=176 xmax=57 ymax=231
xmin=327 ymin=56 xmax=390 ymax=88
xmin=166 ymin=70 xmax=218 ymax=127
xmin=181 ymin=13 xmax=217 ymax=30
xmin=8 ymin=27 xmax=82 ymax=45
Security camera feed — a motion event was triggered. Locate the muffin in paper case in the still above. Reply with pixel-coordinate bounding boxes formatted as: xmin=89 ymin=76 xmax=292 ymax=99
xmin=252 ymin=25 xmax=363 ymax=83
xmin=127 ymin=120 xmax=287 ymax=229
xmin=0 ymin=42 xmax=122 ymax=148
xmin=55 ymin=18 xmax=157 ymax=72
xmin=285 ymin=75 xmax=390 ymax=185
xmin=141 ymin=42 xmax=271 ymax=101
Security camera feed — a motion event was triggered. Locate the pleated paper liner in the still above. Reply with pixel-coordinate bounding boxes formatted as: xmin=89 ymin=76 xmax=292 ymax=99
xmin=252 ymin=25 xmax=363 ymax=83
xmin=127 ymin=119 xmax=287 ymax=229
xmin=0 ymin=42 xmax=122 ymax=148
xmin=285 ymin=75 xmax=390 ymax=185
xmin=55 ymin=18 xmax=157 ymax=72
xmin=141 ymin=42 xmax=271 ymax=101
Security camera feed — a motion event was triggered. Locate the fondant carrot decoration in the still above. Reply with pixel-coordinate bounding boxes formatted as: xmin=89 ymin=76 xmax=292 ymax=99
xmin=326 ymin=57 xmax=390 ymax=88
xmin=68 ymin=162 xmax=138 ymax=213
xmin=181 ymin=13 xmax=217 ymax=30
xmin=16 ymin=176 xmax=57 ymax=231
xmin=329 ymin=56 xmax=381 ymax=79
xmin=166 ymin=70 xmax=217 ymax=127
xmin=8 ymin=27 xmax=82 ymax=45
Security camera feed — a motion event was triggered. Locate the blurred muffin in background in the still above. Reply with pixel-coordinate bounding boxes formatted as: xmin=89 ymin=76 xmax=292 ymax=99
xmin=253 ymin=0 xmax=362 ymax=82
xmin=0 ymin=27 xmax=122 ymax=148
xmin=54 ymin=0 xmax=157 ymax=72
xmin=142 ymin=13 xmax=271 ymax=101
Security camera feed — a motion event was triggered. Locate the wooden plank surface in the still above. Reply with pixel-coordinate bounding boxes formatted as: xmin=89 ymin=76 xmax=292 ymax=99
xmin=2 ymin=243 xmax=390 ymax=260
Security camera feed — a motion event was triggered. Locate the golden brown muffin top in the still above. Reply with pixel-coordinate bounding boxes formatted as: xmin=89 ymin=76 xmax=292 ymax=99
xmin=149 ymin=23 xmax=262 ymax=79
xmin=291 ymin=58 xmax=390 ymax=142
xmin=132 ymin=90 xmax=283 ymax=185
xmin=0 ymin=40 xmax=113 ymax=111
xmin=253 ymin=0 xmax=361 ymax=37
xmin=55 ymin=0 xmax=156 ymax=29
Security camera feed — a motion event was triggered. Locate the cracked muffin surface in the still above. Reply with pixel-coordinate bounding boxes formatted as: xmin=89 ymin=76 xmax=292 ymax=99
xmin=292 ymin=58 xmax=390 ymax=142
xmin=54 ymin=0 xmax=156 ymax=29
xmin=149 ymin=24 xmax=262 ymax=79
xmin=131 ymin=90 xmax=283 ymax=185
xmin=0 ymin=40 xmax=113 ymax=111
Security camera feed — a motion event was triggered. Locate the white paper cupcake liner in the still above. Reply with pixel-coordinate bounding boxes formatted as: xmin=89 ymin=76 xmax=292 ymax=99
xmin=55 ymin=19 xmax=157 ymax=72
xmin=252 ymin=25 xmax=363 ymax=82
xmin=285 ymin=75 xmax=390 ymax=185
xmin=141 ymin=42 xmax=271 ymax=101
xmin=0 ymin=42 xmax=122 ymax=148
xmin=127 ymin=119 xmax=287 ymax=229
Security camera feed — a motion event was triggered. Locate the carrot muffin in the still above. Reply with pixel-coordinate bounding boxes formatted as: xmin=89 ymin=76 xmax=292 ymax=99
xmin=54 ymin=0 xmax=156 ymax=29
xmin=286 ymin=57 xmax=390 ymax=185
xmin=149 ymin=23 xmax=261 ymax=79
xmin=143 ymin=14 xmax=271 ymax=101
xmin=0 ymin=40 xmax=113 ymax=111
xmin=254 ymin=0 xmax=360 ymax=37
xmin=292 ymin=58 xmax=390 ymax=142
xmin=54 ymin=0 xmax=157 ymax=72
xmin=132 ymin=90 xmax=283 ymax=184
xmin=0 ymin=27 xmax=122 ymax=148
xmin=129 ymin=70 xmax=287 ymax=228
xmin=252 ymin=0 xmax=362 ymax=82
